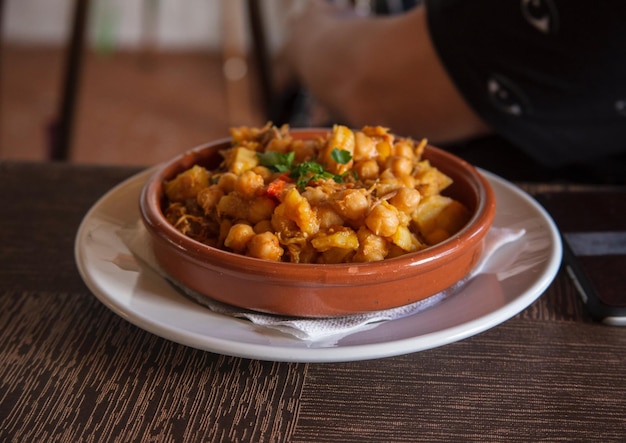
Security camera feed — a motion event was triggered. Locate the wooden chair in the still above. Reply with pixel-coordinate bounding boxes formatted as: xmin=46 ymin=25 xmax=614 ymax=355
xmin=48 ymin=0 xmax=90 ymax=161
xmin=48 ymin=1 xmax=421 ymax=160
xmin=51 ymin=0 xmax=255 ymax=161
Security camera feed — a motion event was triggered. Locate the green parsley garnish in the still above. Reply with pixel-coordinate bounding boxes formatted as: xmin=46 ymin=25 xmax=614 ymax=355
xmin=256 ymin=151 xmax=295 ymax=172
xmin=257 ymin=148 xmax=353 ymax=189
xmin=291 ymin=161 xmax=335 ymax=188
xmin=330 ymin=147 xmax=352 ymax=164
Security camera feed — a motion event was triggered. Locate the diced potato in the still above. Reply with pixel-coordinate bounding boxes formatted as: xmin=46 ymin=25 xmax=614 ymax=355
xmin=322 ymin=124 xmax=355 ymax=174
xmin=164 ymin=165 xmax=210 ymax=202
xmin=219 ymin=192 xmax=282 ymax=229
xmin=375 ymin=141 xmax=392 ymax=164
xmin=423 ymin=228 xmax=450 ymax=246
xmin=390 ymin=225 xmax=424 ymax=252
xmin=311 ymin=228 xmax=359 ymax=252
xmin=412 ymin=194 xmax=453 ymax=236
xmin=286 ymin=241 xmax=318 ymax=264
xmin=319 ymin=247 xmax=355 ymax=264
xmin=437 ymin=199 xmax=471 ymax=235
xmin=412 ymin=195 xmax=470 ymax=245
xmin=225 ymin=146 xmax=259 ymax=175
xmin=282 ymin=188 xmax=320 ymax=235
xmin=297 ymin=243 xmax=319 ymax=264
xmin=387 ymin=244 xmax=408 ymax=259
xmin=414 ymin=161 xmax=453 ymax=196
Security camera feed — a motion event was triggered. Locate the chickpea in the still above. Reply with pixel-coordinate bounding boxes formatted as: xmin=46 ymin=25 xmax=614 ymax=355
xmin=253 ymin=219 xmax=273 ymax=234
xmin=197 ymin=185 xmax=223 ymax=214
xmin=235 ymin=170 xmax=265 ymax=199
xmin=316 ymin=205 xmax=344 ymax=229
xmin=282 ymin=188 xmax=320 ymax=235
xmin=386 ymin=155 xmax=413 ymax=177
xmin=365 ymin=202 xmax=400 ymax=237
xmin=251 ymin=165 xmax=272 ymax=182
xmin=216 ymin=193 xmax=247 ymax=219
xmin=293 ymin=139 xmax=317 ymax=163
xmin=397 ymin=210 xmax=412 ymax=227
xmin=379 ymin=168 xmax=398 ymax=183
xmin=302 ymin=186 xmax=329 ymax=206
xmin=333 ymin=189 xmax=370 ymax=220
xmin=247 ymin=232 xmax=284 ymax=261
xmin=393 ymin=141 xmax=416 ymax=160
xmin=164 ymin=165 xmax=210 ymax=202
xmin=266 ymin=137 xmax=291 ymax=154
xmin=389 ymin=187 xmax=421 ymax=214
xmin=397 ymin=175 xmax=416 ymax=189
xmin=247 ymin=196 xmax=276 ymax=224
xmin=353 ymin=131 xmax=377 ymax=161
xmin=354 ymin=227 xmax=388 ymax=262
xmin=224 ymin=223 xmax=255 ymax=251
xmin=375 ymin=179 xmax=401 ymax=197
xmin=271 ymin=204 xmax=298 ymax=236
xmin=353 ymin=159 xmax=380 ymax=180
xmin=217 ymin=172 xmax=238 ymax=193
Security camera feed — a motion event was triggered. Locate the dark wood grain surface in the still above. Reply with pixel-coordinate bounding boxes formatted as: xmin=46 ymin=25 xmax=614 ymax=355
xmin=1 ymin=161 xmax=625 ymax=442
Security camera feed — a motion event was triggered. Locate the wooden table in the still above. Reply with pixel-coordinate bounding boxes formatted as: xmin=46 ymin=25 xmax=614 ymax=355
xmin=1 ymin=160 xmax=625 ymax=442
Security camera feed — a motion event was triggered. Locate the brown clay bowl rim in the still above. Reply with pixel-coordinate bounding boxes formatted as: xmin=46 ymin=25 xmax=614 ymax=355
xmin=139 ymin=130 xmax=496 ymax=285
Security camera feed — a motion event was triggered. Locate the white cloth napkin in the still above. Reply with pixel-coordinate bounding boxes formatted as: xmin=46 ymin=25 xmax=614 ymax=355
xmin=118 ymin=223 xmax=525 ymax=341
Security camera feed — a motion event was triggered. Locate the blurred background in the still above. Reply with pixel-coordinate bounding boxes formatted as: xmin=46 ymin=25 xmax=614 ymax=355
xmin=4 ymin=1 xmax=622 ymax=183
xmin=1 ymin=0 xmax=289 ymax=165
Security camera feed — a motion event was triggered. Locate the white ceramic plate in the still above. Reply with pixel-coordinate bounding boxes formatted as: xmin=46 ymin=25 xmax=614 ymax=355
xmin=75 ymin=168 xmax=562 ymax=362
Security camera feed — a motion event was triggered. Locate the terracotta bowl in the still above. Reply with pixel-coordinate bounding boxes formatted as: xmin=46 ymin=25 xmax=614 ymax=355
xmin=139 ymin=129 xmax=496 ymax=318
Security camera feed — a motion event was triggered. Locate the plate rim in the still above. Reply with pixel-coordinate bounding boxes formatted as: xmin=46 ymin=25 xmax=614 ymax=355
xmin=75 ymin=168 xmax=562 ymax=362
